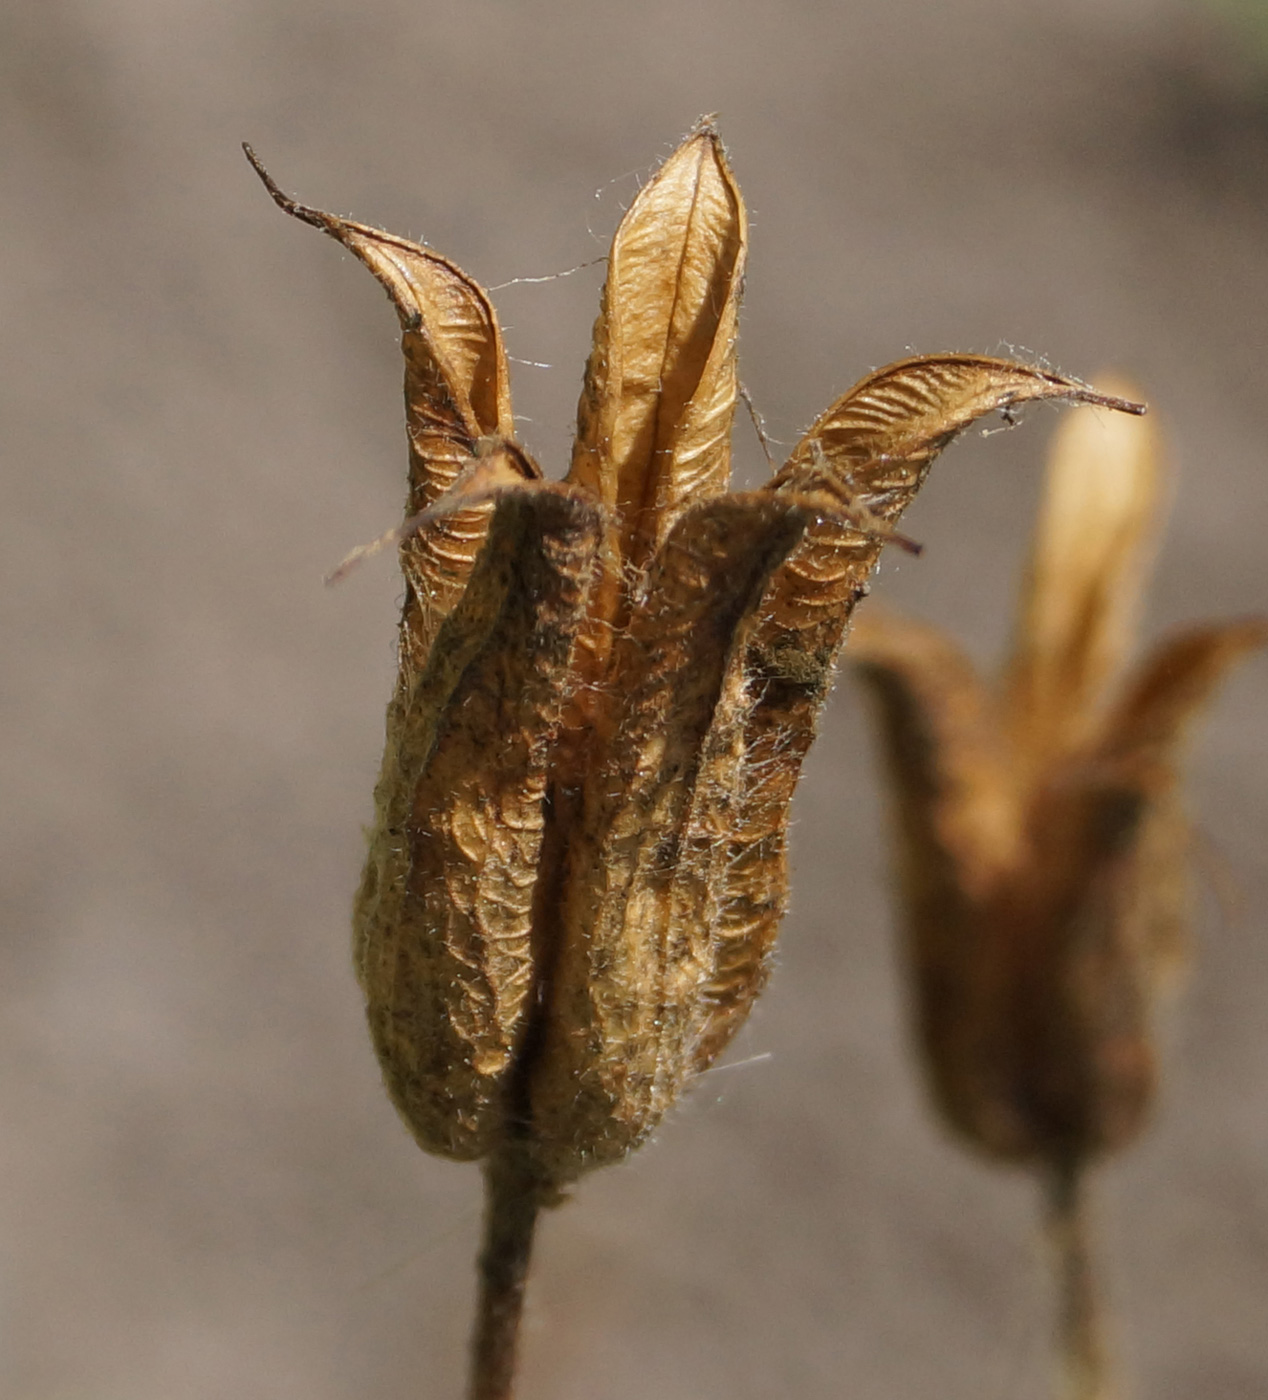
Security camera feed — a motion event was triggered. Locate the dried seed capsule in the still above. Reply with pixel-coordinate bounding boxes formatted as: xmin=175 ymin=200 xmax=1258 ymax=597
xmin=250 ymin=127 xmax=1161 ymax=1400
xmin=355 ymin=481 xmax=602 ymax=1160
xmin=849 ymin=391 xmax=1265 ymax=1400
xmin=849 ymin=389 xmax=1265 ymax=1165
xmin=250 ymin=140 xmax=1152 ymax=1180
xmin=528 ymin=493 xmax=809 ymax=1179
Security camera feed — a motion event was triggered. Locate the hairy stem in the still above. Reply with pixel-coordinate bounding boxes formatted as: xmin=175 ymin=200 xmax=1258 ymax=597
xmin=1046 ymin=1159 xmax=1115 ymax=1400
xmin=469 ymin=1146 xmax=543 ymax=1400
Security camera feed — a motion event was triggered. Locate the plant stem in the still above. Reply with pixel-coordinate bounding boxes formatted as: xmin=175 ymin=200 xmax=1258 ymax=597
xmin=469 ymin=1145 xmax=543 ymax=1400
xmin=1045 ymin=1158 xmax=1115 ymax=1400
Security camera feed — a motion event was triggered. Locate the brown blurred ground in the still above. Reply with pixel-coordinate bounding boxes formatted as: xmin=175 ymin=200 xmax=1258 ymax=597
xmin=3 ymin=1 xmax=1268 ymax=1397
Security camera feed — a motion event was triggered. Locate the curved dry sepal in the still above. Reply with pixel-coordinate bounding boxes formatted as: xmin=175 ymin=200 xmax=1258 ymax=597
xmin=244 ymin=144 xmax=519 ymax=664
xmin=529 ymin=494 xmax=808 ymax=1181
xmin=568 ymin=120 xmax=747 ymax=579
xmin=1094 ymin=618 xmax=1268 ymax=783
xmin=688 ymin=360 xmax=1141 ymax=1065
xmin=354 ymin=484 xmax=601 ymax=1160
xmin=1082 ymin=618 xmax=1266 ymax=1010
xmin=765 ymin=356 xmax=1145 ymax=654
xmin=776 ymin=355 xmax=1143 ymax=488
xmin=1005 ymin=376 xmax=1163 ymax=768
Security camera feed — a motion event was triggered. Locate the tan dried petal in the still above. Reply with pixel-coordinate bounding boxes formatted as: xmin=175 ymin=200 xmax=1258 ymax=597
xmin=1083 ymin=618 xmax=1267 ymax=998
xmin=568 ymin=120 xmax=746 ymax=575
xmin=558 ymin=120 xmax=748 ymax=816
xmin=244 ymin=145 xmax=519 ymax=667
xmin=1095 ymin=618 xmax=1268 ymax=781
xmin=766 ymin=356 xmax=1144 ymax=653
xmin=354 ymin=484 xmax=601 ymax=1160
xmin=990 ymin=770 xmax=1164 ymax=1163
xmin=1005 ymin=377 xmax=1163 ymax=768
xmin=530 ymin=494 xmax=808 ymax=1180
xmin=687 ymin=357 xmax=1137 ymax=1065
xmin=850 ymin=610 xmax=1021 ymax=897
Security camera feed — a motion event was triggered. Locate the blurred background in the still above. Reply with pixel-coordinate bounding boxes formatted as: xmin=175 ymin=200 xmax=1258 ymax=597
xmin=3 ymin=0 xmax=1267 ymax=1396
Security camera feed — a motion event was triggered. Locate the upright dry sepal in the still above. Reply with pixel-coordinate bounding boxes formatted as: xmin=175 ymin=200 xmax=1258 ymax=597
xmin=561 ymin=122 xmax=749 ymax=755
xmin=569 ymin=120 xmax=746 ymax=569
xmin=1006 ymin=374 xmax=1165 ymax=768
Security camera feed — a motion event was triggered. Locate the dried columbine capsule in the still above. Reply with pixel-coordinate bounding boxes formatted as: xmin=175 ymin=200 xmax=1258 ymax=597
xmin=849 ymin=389 xmax=1266 ymax=1400
xmin=246 ymin=124 xmax=1144 ymax=1400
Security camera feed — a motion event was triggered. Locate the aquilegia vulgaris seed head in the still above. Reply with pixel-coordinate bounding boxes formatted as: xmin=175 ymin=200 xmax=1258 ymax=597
xmin=849 ymin=384 xmax=1266 ymax=1400
xmin=247 ymin=121 xmax=1146 ymax=1400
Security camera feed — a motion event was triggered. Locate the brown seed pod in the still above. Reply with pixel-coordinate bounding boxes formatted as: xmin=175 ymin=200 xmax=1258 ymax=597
xmin=249 ymin=125 xmax=1150 ymax=1400
xmin=849 ymin=384 xmax=1266 ymax=1398
xmin=355 ymin=481 xmax=603 ymax=1161
xmin=528 ymin=491 xmax=810 ymax=1178
xmin=851 ymin=389 xmax=1266 ymax=1165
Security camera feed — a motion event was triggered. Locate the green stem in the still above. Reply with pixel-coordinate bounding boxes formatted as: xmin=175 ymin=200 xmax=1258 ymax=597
xmin=1045 ymin=1159 xmax=1115 ymax=1400
xmin=469 ymin=1147 xmax=543 ymax=1400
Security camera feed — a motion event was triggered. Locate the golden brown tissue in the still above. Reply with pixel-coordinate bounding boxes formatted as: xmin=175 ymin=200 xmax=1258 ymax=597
xmin=245 ymin=123 xmax=1146 ymax=1196
xmin=850 ymin=383 xmax=1265 ymax=1400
